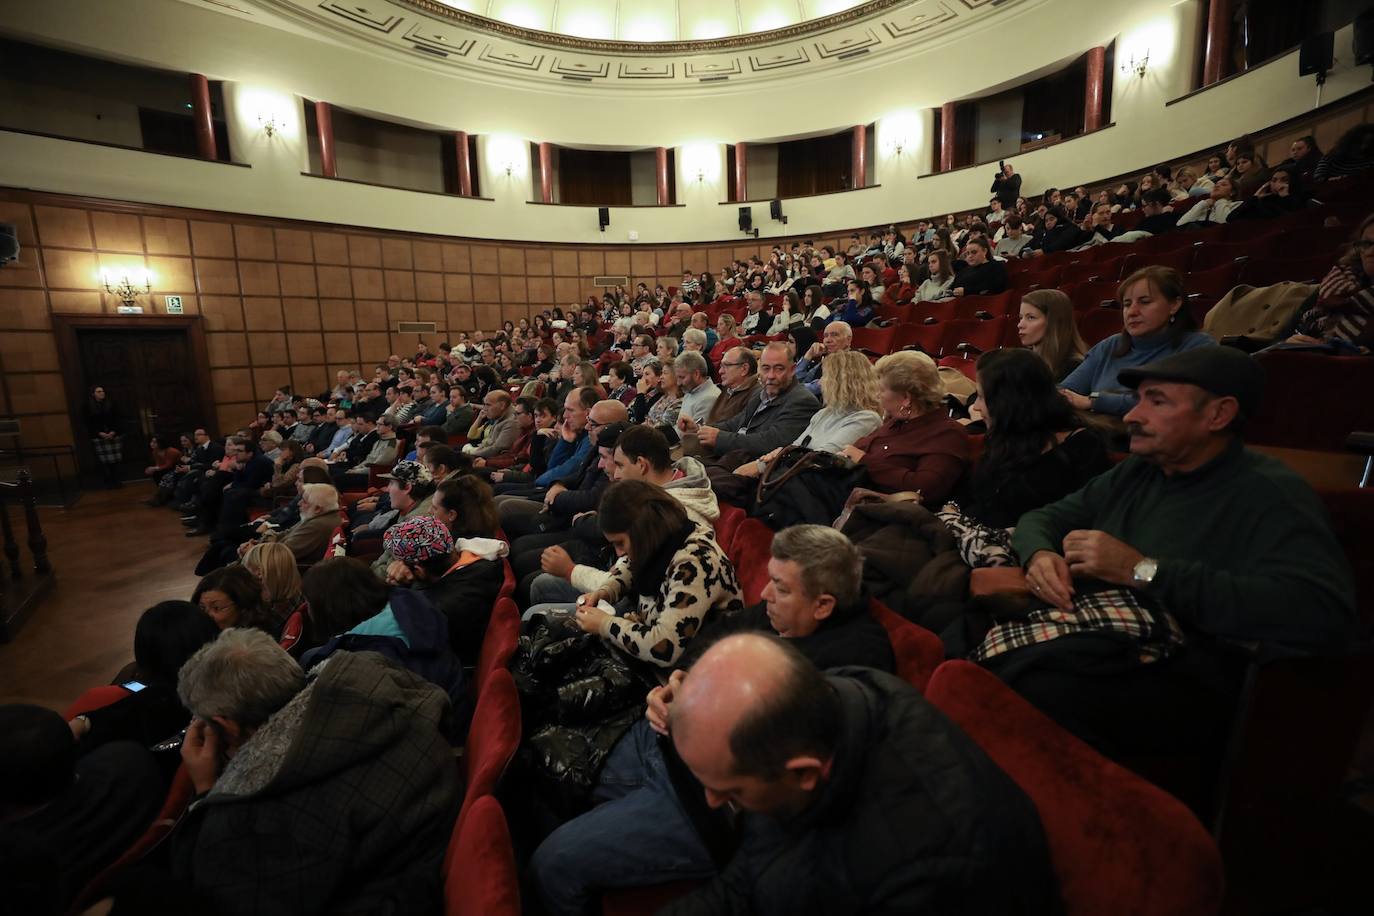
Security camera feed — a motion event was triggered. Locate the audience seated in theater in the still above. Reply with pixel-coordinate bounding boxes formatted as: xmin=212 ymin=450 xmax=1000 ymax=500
xmin=156 ymin=629 xmax=459 ymax=916
xmin=262 ymin=438 xmax=304 ymax=500
xmin=1229 ymin=164 xmax=1317 ymax=221
xmin=689 ymin=312 xmax=719 ymax=354
xmin=186 ymin=435 xmax=274 ymax=537
xmin=67 ymin=600 xmax=220 ymax=770
xmin=883 ymin=263 xmax=917 ymax=305
xmin=1314 ymin=123 xmax=1374 ymax=180
xmin=1130 ymin=188 xmax=1181 ymax=236
xmin=655 ymin=634 xmax=1057 ymax=916
xmin=917 ymin=249 xmax=955 ymax=300
xmin=1279 ymin=211 xmax=1374 ymax=352
xmin=142 ymin=433 xmax=182 ymax=498
xmin=828 ymin=279 xmax=877 ymax=327
xmin=739 ymin=289 xmax=774 ymax=336
xmin=528 ymin=528 xmax=900 ymax=914
xmin=675 ymin=351 xmax=721 ymax=429
xmin=797 ymin=284 xmax=831 ymax=327
xmin=726 ymin=350 xmax=882 ymax=489
xmin=0 ymin=704 xmax=163 ymax=915
xmin=350 ymin=458 xmax=434 ymax=546
xmin=710 ymin=313 xmax=741 ymax=366
xmin=956 ymin=349 xmax=1110 ymax=529
xmin=1176 ymin=176 xmax=1240 ymax=227
xmin=1228 ymin=141 xmax=1271 ymax=198
xmin=194 ymin=564 xmax=286 ymax=637
xmin=681 ymin=342 xmax=819 ymax=463
xmin=241 ymin=541 xmax=304 ymax=627
xmin=304 ymin=404 xmax=339 ymax=456
xmin=794 ymin=320 xmax=852 ymax=396
xmin=821 ymin=251 xmax=856 ymax=299
xmin=1022 ymin=206 xmax=1079 ymax=256
xmin=641 ymin=357 xmax=684 ymax=428
xmin=758 ymin=351 xmax=968 ymax=526
xmin=475 ymin=396 xmax=543 ymax=476
xmin=1060 ymin=266 xmax=1217 ymax=419
xmin=695 ymin=346 xmax=759 ymax=432
xmin=1082 ymin=201 xmax=1125 ymax=244
xmin=993 ymin=214 xmax=1031 ymax=258
xmin=169 ymin=427 xmax=225 ymax=511
xmin=1018 ymin=289 xmax=1089 ymax=379
xmin=382 ymin=512 xmax=505 ymax=664
xmin=605 ymin=361 xmax=636 ymax=406
xmin=298 ymin=557 xmax=468 ymax=713
xmin=540 ymin=480 xmax=743 ymax=667
xmin=234 ymin=481 xmax=342 ymax=566
xmin=499 ymin=399 xmax=628 ymax=585
xmin=976 ymin=346 xmax=1356 ymax=765
xmin=526 ymin=424 xmax=717 ymax=611
xmin=461 ymin=390 xmax=518 ymax=459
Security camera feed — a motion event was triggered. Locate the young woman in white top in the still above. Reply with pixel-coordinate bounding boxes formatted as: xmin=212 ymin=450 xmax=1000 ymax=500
xmin=917 ymin=250 xmax=955 ymax=302
xmin=1176 ymin=177 xmax=1241 ymax=227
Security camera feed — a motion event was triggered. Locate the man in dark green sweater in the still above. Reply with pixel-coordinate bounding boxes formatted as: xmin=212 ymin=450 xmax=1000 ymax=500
xmin=986 ymin=347 xmax=1356 ymax=760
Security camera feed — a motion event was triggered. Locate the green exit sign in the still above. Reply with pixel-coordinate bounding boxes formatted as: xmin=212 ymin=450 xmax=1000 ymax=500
xmin=165 ymin=295 xmax=184 ymax=314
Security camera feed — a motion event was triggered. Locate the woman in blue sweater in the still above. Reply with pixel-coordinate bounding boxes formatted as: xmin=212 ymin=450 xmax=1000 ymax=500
xmin=1059 ymin=266 xmax=1216 ymax=416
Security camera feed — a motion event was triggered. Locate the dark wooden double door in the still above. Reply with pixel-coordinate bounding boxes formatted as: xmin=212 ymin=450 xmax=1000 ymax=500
xmin=76 ymin=329 xmax=205 ymax=480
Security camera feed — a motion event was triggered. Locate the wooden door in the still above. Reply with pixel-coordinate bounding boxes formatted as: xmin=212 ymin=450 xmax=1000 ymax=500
xmin=76 ymin=329 xmax=205 ymax=479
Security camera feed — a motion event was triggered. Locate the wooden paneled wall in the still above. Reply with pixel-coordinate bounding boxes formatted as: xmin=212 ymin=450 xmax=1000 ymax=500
xmin=0 ymin=188 xmax=846 ymax=446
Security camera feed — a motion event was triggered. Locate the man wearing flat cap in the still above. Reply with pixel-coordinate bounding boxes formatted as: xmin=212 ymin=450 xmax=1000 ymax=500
xmin=973 ymin=346 xmax=1356 ymax=763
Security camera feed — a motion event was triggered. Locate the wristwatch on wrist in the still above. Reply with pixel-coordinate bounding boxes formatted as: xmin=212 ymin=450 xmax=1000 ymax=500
xmin=1132 ymin=557 xmax=1159 ymax=587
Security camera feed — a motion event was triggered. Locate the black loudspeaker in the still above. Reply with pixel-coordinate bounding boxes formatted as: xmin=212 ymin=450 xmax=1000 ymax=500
xmin=597 ymin=207 xmax=609 ymax=232
xmin=738 ymin=206 xmax=753 ymax=232
xmin=1355 ymin=9 xmax=1373 ymax=65
xmin=0 ymin=223 xmax=18 ymax=266
xmin=769 ymin=199 xmax=782 ymax=220
xmin=1299 ymin=32 xmax=1334 ymax=82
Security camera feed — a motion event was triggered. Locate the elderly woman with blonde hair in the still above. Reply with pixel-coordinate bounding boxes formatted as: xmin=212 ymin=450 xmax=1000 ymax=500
xmin=838 ymin=350 xmax=971 ymax=505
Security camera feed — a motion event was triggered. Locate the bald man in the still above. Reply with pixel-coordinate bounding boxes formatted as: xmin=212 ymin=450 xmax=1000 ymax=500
xmin=527 ymin=532 xmax=902 ymax=916
xmin=661 ymin=634 xmax=1058 ymax=915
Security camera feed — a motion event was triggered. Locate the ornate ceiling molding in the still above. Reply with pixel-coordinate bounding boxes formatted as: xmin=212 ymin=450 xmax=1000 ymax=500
xmin=396 ymin=0 xmax=914 ymax=55
xmin=243 ymin=0 xmax=1029 ymax=88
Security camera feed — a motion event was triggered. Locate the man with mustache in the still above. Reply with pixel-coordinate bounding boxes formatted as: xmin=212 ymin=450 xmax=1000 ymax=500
xmin=975 ymin=346 xmax=1356 ymax=765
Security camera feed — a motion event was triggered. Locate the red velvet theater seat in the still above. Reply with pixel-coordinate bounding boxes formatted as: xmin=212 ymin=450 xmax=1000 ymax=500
xmin=444 ymin=795 xmax=520 ymax=916
xmin=925 ymin=660 xmax=1224 ymax=916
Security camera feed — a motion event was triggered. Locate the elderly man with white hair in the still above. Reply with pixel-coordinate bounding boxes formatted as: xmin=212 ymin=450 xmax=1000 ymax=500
xmin=794 ymin=320 xmax=852 ymax=397
xmin=169 ymin=628 xmax=460 ymax=916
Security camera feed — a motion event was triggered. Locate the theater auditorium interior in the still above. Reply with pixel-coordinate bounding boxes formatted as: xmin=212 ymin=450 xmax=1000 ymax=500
xmin=1 ymin=0 xmax=1373 ymax=913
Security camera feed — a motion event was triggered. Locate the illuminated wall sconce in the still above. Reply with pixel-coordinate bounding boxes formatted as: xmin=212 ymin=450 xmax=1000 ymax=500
xmin=257 ymin=113 xmax=283 ymax=137
xmin=1121 ymin=50 xmax=1150 ymax=78
xmin=101 ymin=268 xmax=152 ymax=310
xmin=695 ymin=169 xmax=705 ymax=183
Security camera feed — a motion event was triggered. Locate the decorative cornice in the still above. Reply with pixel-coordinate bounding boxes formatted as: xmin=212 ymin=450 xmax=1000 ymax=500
xmin=394 ymin=0 xmax=914 ymax=54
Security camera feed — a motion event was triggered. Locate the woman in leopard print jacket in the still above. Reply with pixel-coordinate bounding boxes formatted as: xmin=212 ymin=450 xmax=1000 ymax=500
xmin=573 ymin=480 xmax=742 ymax=667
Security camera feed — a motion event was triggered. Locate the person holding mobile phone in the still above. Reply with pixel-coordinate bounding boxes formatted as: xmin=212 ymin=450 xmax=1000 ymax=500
xmin=67 ymin=601 xmax=219 ymax=781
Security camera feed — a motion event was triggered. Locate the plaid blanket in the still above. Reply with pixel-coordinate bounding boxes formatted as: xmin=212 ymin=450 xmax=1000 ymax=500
xmin=971 ymin=586 xmax=1185 ymax=665
xmin=91 ymin=435 xmax=123 ymax=464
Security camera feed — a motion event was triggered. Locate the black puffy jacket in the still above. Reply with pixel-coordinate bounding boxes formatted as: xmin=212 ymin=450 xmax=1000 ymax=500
xmin=665 ymin=668 xmax=1062 ymax=916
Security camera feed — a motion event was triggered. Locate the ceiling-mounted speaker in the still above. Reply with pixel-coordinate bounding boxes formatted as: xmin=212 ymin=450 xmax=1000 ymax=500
xmin=598 ymin=207 xmax=610 ymax=232
xmin=1298 ymin=32 xmax=1334 ymax=84
xmin=1354 ymin=9 xmax=1373 ymax=65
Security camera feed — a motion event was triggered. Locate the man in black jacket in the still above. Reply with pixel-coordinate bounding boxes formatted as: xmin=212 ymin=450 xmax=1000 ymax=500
xmin=661 ymin=635 xmax=1058 ymax=916
xmin=528 ymin=527 xmax=907 ymax=916
xmin=306 ymin=405 xmax=338 ymax=456
xmin=991 ymin=161 xmax=1022 ymax=210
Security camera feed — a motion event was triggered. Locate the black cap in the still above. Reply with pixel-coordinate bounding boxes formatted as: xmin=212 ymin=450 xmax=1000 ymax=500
xmin=1117 ymin=345 xmax=1263 ymax=417
xmin=596 ymin=421 xmax=631 ymax=451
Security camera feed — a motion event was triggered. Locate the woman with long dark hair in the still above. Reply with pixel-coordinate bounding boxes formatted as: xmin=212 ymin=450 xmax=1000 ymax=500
xmin=1018 ymin=289 xmax=1088 ymax=378
xmin=829 ymin=279 xmax=876 ymax=327
xmin=85 ymin=384 xmax=123 ymax=487
xmin=965 ymin=349 xmax=1110 ymax=528
xmin=570 ymin=480 xmax=742 ymax=667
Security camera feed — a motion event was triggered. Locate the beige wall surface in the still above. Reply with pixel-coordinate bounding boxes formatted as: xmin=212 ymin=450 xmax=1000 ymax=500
xmin=0 ymin=0 xmax=1369 ymax=244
